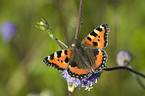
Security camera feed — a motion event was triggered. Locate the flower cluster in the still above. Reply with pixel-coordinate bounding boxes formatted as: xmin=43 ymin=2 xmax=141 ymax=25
xmin=62 ymin=69 xmax=102 ymax=91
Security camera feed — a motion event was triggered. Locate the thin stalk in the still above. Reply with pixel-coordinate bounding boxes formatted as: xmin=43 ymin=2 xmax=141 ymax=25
xmin=75 ymin=0 xmax=83 ymax=40
xmin=103 ymin=66 xmax=145 ymax=78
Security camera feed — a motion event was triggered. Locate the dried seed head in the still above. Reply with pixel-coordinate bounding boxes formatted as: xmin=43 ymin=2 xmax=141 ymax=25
xmin=116 ymin=50 xmax=132 ymax=66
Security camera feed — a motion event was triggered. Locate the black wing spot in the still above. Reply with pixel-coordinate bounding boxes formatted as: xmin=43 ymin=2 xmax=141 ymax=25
xmin=50 ymin=54 xmax=54 ymax=60
xmin=45 ymin=56 xmax=48 ymax=60
xmin=98 ymin=39 xmax=100 ymax=41
xmin=87 ymin=37 xmax=92 ymax=41
xmin=61 ymin=60 xmax=63 ymax=63
xmin=96 ymin=27 xmax=102 ymax=32
xmin=57 ymin=51 xmax=62 ymax=58
xmin=65 ymin=57 xmax=69 ymax=63
xmin=90 ymin=31 xmax=98 ymax=37
xmin=92 ymin=42 xmax=98 ymax=46
xmin=64 ymin=50 xmax=67 ymax=55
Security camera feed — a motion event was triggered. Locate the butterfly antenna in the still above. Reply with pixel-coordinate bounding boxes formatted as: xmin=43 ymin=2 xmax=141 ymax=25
xmin=75 ymin=0 xmax=83 ymax=41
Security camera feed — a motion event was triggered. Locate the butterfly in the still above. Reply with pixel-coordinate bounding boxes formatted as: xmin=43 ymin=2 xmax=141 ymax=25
xmin=43 ymin=24 xmax=110 ymax=80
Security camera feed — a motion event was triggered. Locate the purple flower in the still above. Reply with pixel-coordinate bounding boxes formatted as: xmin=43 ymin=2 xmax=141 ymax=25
xmin=62 ymin=69 xmax=102 ymax=91
xmin=0 ymin=21 xmax=17 ymax=42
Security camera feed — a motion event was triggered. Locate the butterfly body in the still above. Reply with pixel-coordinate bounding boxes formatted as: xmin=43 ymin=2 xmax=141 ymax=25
xmin=43 ymin=24 xmax=110 ymax=80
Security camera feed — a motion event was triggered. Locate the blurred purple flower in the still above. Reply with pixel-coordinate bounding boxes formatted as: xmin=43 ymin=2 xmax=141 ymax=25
xmin=0 ymin=21 xmax=17 ymax=42
xmin=62 ymin=69 xmax=102 ymax=91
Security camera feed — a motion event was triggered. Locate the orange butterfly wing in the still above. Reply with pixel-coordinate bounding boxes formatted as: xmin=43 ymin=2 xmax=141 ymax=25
xmin=91 ymin=49 xmax=108 ymax=73
xmin=43 ymin=49 xmax=72 ymax=71
xmin=82 ymin=24 xmax=110 ymax=48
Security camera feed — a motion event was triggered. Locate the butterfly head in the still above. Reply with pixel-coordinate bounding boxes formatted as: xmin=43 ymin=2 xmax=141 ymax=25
xmin=74 ymin=39 xmax=81 ymax=45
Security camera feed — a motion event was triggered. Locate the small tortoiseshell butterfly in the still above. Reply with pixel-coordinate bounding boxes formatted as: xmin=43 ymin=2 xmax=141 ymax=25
xmin=43 ymin=24 xmax=110 ymax=80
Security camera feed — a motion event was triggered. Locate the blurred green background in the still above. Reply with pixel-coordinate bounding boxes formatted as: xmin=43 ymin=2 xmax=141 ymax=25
xmin=0 ymin=0 xmax=145 ymax=96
